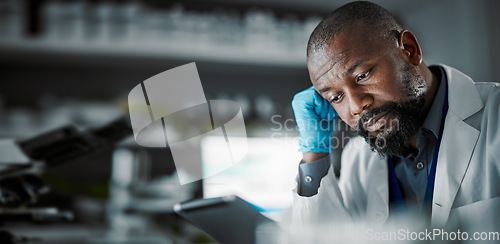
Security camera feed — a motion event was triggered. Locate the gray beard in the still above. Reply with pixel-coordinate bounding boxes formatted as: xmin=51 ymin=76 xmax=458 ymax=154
xmin=356 ymin=95 xmax=426 ymax=157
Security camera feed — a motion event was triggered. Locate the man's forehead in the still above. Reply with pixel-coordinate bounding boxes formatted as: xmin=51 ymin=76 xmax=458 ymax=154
xmin=308 ymin=25 xmax=390 ymax=83
xmin=308 ymin=47 xmax=351 ymax=81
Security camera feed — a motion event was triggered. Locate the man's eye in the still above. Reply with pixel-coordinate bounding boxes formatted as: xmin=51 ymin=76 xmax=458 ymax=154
xmin=329 ymin=93 xmax=343 ymax=103
xmin=356 ymin=70 xmax=370 ymax=82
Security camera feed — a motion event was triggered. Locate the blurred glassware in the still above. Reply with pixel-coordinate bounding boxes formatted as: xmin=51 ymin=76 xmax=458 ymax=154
xmin=0 ymin=0 xmax=23 ymax=40
xmin=254 ymin=94 xmax=276 ymax=121
xmin=107 ymin=148 xmax=148 ymax=240
xmin=43 ymin=0 xmax=85 ymax=42
xmin=244 ymin=9 xmax=278 ymax=52
xmin=4 ymin=0 xmax=317 ymax=66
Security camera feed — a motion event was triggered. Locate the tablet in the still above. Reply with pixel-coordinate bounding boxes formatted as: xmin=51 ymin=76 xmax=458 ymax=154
xmin=173 ymin=195 xmax=277 ymax=244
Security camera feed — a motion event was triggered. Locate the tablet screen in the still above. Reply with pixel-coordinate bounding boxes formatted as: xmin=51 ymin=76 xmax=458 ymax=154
xmin=201 ymin=136 xmax=301 ymax=220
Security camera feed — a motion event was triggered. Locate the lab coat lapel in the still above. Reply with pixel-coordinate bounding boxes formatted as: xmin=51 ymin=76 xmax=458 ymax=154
xmin=430 ymin=65 xmax=483 ymax=227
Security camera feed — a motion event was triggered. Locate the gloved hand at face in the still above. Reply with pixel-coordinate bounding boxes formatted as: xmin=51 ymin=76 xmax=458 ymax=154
xmin=292 ymin=86 xmax=338 ymax=153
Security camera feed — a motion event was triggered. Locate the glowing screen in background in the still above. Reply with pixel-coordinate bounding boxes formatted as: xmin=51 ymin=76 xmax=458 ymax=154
xmin=202 ymin=136 xmax=302 ymax=220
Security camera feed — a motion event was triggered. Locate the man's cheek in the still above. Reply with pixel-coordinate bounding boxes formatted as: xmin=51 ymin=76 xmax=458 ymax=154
xmin=338 ymin=115 xmax=358 ymax=131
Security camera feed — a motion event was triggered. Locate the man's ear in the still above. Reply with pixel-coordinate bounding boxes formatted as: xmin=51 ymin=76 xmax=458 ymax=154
xmin=398 ymin=30 xmax=422 ymax=66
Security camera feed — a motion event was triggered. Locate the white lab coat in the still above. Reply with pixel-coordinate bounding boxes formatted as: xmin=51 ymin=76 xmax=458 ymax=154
xmin=289 ymin=65 xmax=500 ymax=232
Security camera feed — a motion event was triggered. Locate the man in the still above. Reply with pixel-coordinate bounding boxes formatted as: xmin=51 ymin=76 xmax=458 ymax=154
xmin=290 ymin=1 xmax=500 ymax=231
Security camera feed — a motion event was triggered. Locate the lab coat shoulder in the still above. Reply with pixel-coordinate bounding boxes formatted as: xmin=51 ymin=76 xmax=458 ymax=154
xmin=444 ymin=65 xmax=500 ymax=164
xmin=435 ymin=65 xmax=500 ymax=228
xmin=475 ymin=81 xmax=500 ymax=153
xmin=444 ymin=79 xmax=500 ymax=234
xmin=450 ymin=80 xmax=500 ymax=203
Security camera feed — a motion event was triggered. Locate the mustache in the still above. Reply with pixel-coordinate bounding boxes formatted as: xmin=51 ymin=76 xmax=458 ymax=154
xmin=356 ymin=102 xmax=402 ymax=131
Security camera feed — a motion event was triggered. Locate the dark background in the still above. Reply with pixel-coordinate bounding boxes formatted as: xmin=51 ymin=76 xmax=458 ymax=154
xmin=0 ymin=0 xmax=498 ymax=242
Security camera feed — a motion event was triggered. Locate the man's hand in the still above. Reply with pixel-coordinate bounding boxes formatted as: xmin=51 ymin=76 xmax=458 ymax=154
xmin=292 ymin=86 xmax=338 ymax=162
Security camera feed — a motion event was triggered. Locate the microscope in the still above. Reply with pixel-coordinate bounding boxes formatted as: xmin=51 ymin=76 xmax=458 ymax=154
xmin=0 ymin=118 xmax=132 ymax=243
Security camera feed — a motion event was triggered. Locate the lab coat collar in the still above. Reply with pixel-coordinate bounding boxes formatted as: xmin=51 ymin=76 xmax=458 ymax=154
xmin=437 ymin=64 xmax=484 ymax=119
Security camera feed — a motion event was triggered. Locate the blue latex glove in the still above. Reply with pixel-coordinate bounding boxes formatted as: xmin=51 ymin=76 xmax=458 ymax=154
xmin=292 ymin=86 xmax=338 ymax=153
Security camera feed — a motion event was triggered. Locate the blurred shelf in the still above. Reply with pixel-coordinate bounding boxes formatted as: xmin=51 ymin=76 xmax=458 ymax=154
xmin=0 ymin=37 xmax=307 ymax=68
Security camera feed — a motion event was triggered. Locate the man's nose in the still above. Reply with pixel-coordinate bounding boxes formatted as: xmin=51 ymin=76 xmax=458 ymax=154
xmin=347 ymin=89 xmax=372 ymax=117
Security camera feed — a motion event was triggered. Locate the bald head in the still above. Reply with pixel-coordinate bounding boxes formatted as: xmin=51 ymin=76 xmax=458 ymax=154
xmin=307 ymin=1 xmax=403 ymax=59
